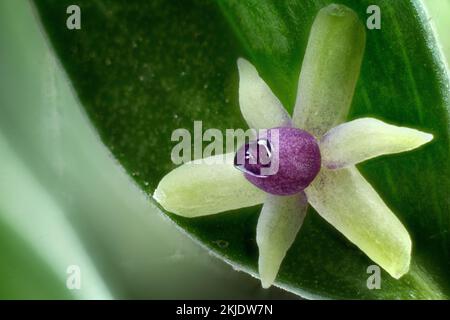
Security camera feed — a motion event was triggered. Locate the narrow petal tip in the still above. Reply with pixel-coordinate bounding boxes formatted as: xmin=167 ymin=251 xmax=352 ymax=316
xmin=392 ymin=255 xmax=411 ymax=280
xmin=262 ymin=283 xmax=272 ymax=289
xmin=259 ymin=262 xmax=277 ymax=289
xmin=403 ymin=129 xmax=434 ymax=151
xmin=237 ymin=57 xmax=291 ymax=129
xmin=237 ymin=57 xmax=249 ymax=70
xmin=321 ymin=118 xmax=435 ymax=169
xmin=152 ymin=186 xmax=163 ymax=205
xmin=256 ymin=194 xmax=307 ymax=289
xmin=403 ymin=126 xmax=434 ymax=149
xmin=152 ymin=181 xmax=187 ymax=217
xmin=421 ymin=132 xmax=434 ymax=144
xmin=390 ymin=234 xmax=412 ymax=279
xmin=153 ymin=185 xmax=169 ymax=210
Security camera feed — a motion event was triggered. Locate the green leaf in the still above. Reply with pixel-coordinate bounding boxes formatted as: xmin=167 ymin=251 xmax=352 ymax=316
xmin=1 ymin=0 xmax=293 ymax=300
xmin=33 ymin=0 xmax=450 ymax=299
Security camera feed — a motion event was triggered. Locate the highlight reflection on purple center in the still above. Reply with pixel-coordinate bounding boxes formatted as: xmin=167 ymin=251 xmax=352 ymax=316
xmin=234 ymin=127 xmax=321 ymax=196
xmin=234 ymin=139 xmax=274 ymax=178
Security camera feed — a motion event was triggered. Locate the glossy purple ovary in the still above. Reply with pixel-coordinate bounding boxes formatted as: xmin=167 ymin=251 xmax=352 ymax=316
xmin=234 ymin=127 xmax=321 ymax=196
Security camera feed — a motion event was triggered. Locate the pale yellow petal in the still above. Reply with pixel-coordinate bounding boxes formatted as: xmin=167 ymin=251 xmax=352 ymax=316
xmin=293 ymin=4 xmax=365 ymax=136
xmin=321 ymin=118 xmax=433 ymax=169
xmin=305 ymin=167 xmax=411 ymax=278
xmin=153 ymin=153 xmax=266 ymax=217
xmin=238 ymin=58 xmax=291 ymax=129
xmin=257 ymin=193 xmax=307 ymax=288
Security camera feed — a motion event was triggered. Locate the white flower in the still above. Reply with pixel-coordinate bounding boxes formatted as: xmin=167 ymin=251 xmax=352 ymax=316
xmin=153 ymin=4 xmax=433 ymax=288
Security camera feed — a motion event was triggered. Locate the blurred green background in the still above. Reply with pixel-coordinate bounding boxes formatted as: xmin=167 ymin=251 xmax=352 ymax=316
xmin=0 ymin=0 xmax=448 ymax=299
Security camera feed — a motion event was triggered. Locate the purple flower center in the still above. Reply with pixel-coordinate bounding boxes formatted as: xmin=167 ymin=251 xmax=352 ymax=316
xmin=234 ymin=127 xmax=321 ymax=196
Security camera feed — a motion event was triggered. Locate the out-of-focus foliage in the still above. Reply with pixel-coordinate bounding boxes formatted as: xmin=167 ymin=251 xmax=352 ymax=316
xmin=0 ymin=0 xmax=292 ymax=299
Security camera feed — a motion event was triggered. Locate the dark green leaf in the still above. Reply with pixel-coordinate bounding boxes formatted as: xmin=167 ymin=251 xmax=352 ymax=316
xmin=33 ymin=0 xmax=449 ymax=298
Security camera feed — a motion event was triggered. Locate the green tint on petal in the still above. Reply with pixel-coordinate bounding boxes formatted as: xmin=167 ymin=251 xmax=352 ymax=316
xmin=305 ymin=167 xmax=411 ymax=279
xmin=292 ymin=4 xmax=365 ymax=136
xmin=257 ymin=193 xmax=307 ymax=288
xmin=238 ymin=58 xmax=291 ymax=129
xmin=153 ymin=153 xmax=266 ymax=217
xmin=321 ymin=118 xmax=434 ymax=169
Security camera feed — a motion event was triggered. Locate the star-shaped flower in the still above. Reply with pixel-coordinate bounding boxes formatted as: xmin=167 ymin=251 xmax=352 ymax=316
xmin=153 ymin=4 xmax=433 ymax=288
